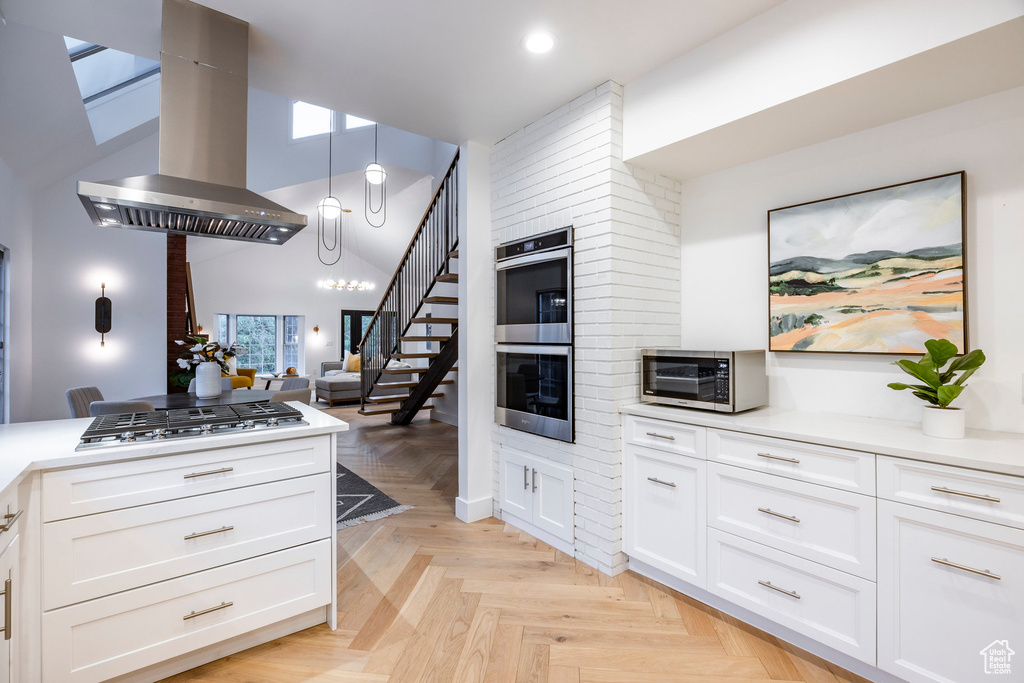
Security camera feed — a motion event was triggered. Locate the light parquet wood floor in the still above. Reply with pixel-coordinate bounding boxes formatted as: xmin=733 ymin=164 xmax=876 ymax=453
xmin=163 ymin=407 xmax=870 ymax=683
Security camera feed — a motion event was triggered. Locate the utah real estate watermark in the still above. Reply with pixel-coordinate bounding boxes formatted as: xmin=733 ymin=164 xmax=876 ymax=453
xmin=980 ymin=640 xmax=1014 ymax=675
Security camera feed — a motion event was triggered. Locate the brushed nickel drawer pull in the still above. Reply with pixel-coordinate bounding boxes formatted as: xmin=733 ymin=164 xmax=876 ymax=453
xmin=184 ymin=525 xmax=234 ymax=541
xmin=532 ymin=468 xmax=538 ymax=493
xmin=0 ymin=509 xmax=22 ymax=534
xmin=647 ymin=477 xmax=677 ymax=488
xmin=757 ymin=452 xmax=800 ymax=464
xmin=0 ymin=578 xmax=10 ymax=640
xmin=184 ymin=466 xmax=234 ymax=480
xmin=523 ymin=464 xmax=529 ymax=490
xmin=758 ymin=507 xmax=801 ymax=523
xmin=930 ymin=486 xmax=1001 ymax=503
xmin=931 ymin=557 xmax=1001 ymax=580
xmin=646 ymin=432 xmax=676 ymax=441
xmin=183 ymin=601 xmax=233 ymax=620
xmin=758 ymin=580 xmax=801 ymax=599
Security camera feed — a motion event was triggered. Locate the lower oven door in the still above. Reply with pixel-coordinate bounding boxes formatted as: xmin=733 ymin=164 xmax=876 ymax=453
xmin=495 ymin=344 xmax=573 ymax=443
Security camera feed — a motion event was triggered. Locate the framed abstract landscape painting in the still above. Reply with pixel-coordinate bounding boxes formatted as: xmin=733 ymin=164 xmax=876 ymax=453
xmin=768 ymin=171 xmax=967 ymax=354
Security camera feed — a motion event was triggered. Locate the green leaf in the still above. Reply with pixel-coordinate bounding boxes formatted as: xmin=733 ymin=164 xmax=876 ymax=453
xmin=947 ymin=349 xmax=986 ymax=374
xmin=953 ymin=367 xmax=978 ymax=386
xmin=888 ymin=382 xmax=933 ymax=393
xmin=924 ymin=339 xmax=959 ymax=369
xmin=894 ymin=360 xmax=941 ymax=388
xmin=936 ymin=384 xmax=965 ymax=407
xmin=911 ymin=390 xmax=941 ymax=405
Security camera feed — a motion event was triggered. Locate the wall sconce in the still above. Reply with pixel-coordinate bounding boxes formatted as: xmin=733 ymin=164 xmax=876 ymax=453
xmin=197 ymin=324 xmax=204 ymax=333
xmin=313 ymin=325 xmax=320 ymax=335
xmin=95 ymin=283 xmax=111 ymax=347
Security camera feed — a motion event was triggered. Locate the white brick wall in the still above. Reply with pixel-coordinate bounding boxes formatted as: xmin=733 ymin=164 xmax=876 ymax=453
xmin=489 ymin=81 xmax=681 ymax=575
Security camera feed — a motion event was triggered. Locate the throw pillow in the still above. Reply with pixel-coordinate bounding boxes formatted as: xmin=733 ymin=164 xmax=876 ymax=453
xmin=342 ymin=349 xmax=353 ymax=371
xmin=349 ymin=354 xmax=361 ymax=372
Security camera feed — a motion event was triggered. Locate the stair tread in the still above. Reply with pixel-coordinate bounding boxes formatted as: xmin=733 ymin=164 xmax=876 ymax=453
xmin=359 ymin=404 xmax=431 ymax=415
xmin=402 ymin=335 xmax=451 ymax=342
xmin=381 ymin=366 xmax=458 ymax=375
xmin=422 ymin=296 xmax=458 ymax=305
xmin=365 ymin=392 xmax=445 ymax=404
xmin=375 ymin=380 xmax=455 ymax=389
xmin=411 ymin=317 xmax=458 ymax=325
xmin=448 ymin=249 xmax=459 ymax=259
xmin=392 ymin=352 xmax=439 ymax=359
xmin=435 ymin=273 xmax=459 ymax=283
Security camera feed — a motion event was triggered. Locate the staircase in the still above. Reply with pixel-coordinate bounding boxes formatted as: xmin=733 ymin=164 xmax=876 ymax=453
xmin=358 ymin=151 xmax=459 ymax=424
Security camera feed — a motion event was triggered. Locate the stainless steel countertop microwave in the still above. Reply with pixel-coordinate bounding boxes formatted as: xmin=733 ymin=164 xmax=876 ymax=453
xmin=640 ymin=349 xmax=767 ymax=413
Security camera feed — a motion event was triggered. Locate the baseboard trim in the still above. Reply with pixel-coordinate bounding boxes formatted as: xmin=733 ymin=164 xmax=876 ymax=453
xmin=628 ymin=559 xmax=906 ymax=683
xmin=499 ymin=511 xmax=575 ymax=557
xmin=455 ymin=495 xmax=493 ymax=523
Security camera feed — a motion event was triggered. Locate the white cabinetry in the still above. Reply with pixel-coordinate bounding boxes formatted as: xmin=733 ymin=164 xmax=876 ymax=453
xmin=40 ymin=435 xmax=336 ymax=683
xmin=0 ymin=535 xmax=18 ymax=683
xmin=878 ymin=499 xmax=1024 ymax=683
xmin=623 ymin=442 xmax=706 ymax=587
xmin=498 ymin=448 xmax=573 ymax=546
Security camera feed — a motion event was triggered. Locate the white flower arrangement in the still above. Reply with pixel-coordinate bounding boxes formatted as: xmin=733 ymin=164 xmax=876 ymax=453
xmin=174 ymin=335 xmax=248 ymax=374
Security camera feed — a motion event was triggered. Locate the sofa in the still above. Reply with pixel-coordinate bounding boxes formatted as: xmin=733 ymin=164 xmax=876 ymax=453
xmin=224 ymin=367 xmax=257 ymax=389
xmin=315 ymin=361 xmax=411 ymax=407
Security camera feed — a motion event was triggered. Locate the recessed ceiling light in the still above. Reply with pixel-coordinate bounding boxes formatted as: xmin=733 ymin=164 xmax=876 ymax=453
xmin=268 ymin=236 xmax=279 ymax=241
xmin=522 ymin=31 xmax=555 ymax=55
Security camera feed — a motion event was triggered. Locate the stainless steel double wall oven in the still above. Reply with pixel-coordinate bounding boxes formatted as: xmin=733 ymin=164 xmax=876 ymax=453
xmin=495 ymin=228 xmax=574 ymax=442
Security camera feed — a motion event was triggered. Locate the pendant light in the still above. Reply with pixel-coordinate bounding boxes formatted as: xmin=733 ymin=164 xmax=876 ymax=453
xmin=318 ymin=113 xmax=342 ymax=265
xmin=364 ymin=123 xmax=387 ymax=227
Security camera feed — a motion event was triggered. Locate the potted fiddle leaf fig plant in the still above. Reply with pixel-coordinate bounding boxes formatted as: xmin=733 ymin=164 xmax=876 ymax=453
xmin=888 ymin=338 xmax=986 ymax=439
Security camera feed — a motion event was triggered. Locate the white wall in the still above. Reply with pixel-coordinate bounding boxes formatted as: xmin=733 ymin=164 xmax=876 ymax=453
xmin=0 ymin=156 xmax=34 ymax=423
xmin=489 ymin=82 xmax=682 ymax=574
xmin=678 ymin=85 xmax=1024 ymax=434
xmin=29 ymin=134 xmax=166 ymax=420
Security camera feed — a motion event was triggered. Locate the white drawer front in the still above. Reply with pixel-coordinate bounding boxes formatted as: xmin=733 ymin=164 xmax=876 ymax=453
xmin=42 ymin=539 xmax=332 ymax=683
xmin=708 ymin=429 xmax=874 ymax=494
xmin=708 ymin=462 xmax=876 ymax=580
xmin=708 ymin=529 xmax=876 ymax=664
xmin=43 ymin=473 xmax=332 ymax=609
xmin=624 ymin=415 xmax=706 ymax=458
xmin=43 ymin=435 xmax=332 ymax=521
xmin=624 ymin=445 xmax=706 ymax=587
xmin=878 ymin=455 xmax=1024 ymax=530
xmin=878 ymin=501 xmax=1024 ymax=683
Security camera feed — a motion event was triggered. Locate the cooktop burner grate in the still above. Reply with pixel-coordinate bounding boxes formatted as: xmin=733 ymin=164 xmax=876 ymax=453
xmin=232 ymin=402 xmax=304 ymax=421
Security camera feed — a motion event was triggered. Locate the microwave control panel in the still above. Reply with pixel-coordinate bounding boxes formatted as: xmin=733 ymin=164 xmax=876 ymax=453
xmin=715 ymin=359 xmax=730 ymax=403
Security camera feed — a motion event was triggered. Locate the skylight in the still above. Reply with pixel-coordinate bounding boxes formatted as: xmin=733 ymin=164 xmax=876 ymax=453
xmin=292 ymin=101 xmax=335 ymax=139
xmin=345 ymin=114 xmax=375 ymax=130
xmin=65 ymin=36 xmax=161 ymax=145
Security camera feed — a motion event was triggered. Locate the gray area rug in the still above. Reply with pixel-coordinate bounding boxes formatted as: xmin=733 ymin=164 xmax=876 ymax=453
xmin=336 ymin=464 xmax=413 ymax=529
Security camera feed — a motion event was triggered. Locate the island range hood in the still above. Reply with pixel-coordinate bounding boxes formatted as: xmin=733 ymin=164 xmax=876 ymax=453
xmin=76 ymin=0 xmax=307 ymax=244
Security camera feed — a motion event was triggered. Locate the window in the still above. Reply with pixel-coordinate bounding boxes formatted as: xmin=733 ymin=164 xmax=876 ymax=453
xmin=345 ymin=114 xmax=375 ymax=130
xmin=341 ymin=310 xmax=374 ymax=355
xmin=291 ymin=100 xmax=334 ymax=139
xmin=217 ymin=314 xmax=305 ymax=374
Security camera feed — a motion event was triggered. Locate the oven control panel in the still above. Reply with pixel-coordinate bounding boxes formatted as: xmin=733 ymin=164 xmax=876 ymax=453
xmin=496 ymin=226 xmax=571 ymax=261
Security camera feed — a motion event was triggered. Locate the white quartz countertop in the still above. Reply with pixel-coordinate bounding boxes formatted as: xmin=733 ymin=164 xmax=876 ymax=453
xmin=620 ymin=403 xmax=1024 ymax=477
xmin=0 ymin=402 xmax=348 ymax=494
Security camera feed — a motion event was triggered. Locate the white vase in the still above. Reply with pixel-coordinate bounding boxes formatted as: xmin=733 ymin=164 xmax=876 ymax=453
xmin=921 ymin=405 xmax=965 ymax=439
xmin=195 ymin=362 xmax=222 ymax=399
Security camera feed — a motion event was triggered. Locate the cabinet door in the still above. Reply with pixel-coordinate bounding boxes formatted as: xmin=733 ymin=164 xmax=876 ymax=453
xmin=0 ymin=535 xmax=18 ymax=683
xmin=531 ymin=458 xmax=574 ymax=544
xmin=624 ymin=445 xmax=706 ymax=587
xmin=878 ymin=500 xmax=1024 ymax=683
xmin=498 ymin=449 xmax=531 ymax=521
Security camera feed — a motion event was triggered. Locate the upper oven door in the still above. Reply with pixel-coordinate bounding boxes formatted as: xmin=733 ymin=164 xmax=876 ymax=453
xmin=495 ymin=247 xmax=572 ymax=344
xmin=641 ymin=351 xmax=728 ymax=409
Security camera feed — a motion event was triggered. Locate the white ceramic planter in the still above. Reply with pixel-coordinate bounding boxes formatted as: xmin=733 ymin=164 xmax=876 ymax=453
xmin=921 ymin=406 xmax=965 ymax=439
xmin=194 ymin=362 xmax=222 ymax=399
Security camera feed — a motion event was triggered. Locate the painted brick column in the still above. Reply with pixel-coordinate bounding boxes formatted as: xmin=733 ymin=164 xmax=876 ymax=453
xmin=489 ymin=81 xmax=682 ymax=575
xmin=166 ymin=235 xmax=188 ymax=393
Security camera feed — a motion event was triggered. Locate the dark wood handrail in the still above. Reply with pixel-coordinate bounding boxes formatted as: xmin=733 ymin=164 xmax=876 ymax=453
xmin=357 ymin=149 xmax=460 ymax=349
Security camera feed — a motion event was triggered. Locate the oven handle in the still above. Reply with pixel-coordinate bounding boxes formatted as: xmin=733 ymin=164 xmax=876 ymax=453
xmin=496 ymin=344 xmax=571 ymax=357
xmin=495 ymin=246 xmax=572 ymax=270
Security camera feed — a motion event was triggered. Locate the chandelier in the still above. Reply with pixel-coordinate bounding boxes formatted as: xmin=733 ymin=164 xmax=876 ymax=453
xmin=318 ymin=279 xmax=376 ymax=291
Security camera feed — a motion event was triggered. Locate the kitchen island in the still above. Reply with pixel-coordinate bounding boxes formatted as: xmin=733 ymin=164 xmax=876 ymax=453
xmin=0 ymin=402 xmax=346 ymax=683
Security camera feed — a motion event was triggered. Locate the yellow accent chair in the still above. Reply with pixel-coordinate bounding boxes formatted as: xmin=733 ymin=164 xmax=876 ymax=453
xmin=223 ymin=367 xmax=257 ymax=389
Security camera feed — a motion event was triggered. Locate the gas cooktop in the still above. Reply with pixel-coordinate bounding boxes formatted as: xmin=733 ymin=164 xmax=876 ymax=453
xmin=76 ymin=402 xmax=308 ymax=450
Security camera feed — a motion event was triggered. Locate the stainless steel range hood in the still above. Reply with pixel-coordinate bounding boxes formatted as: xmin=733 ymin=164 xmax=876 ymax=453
xmin=76 ymin=0 xmax=307 ymax=243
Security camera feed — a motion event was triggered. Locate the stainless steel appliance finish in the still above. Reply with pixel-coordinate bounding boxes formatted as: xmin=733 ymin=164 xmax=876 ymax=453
xmin=495 ymin=228 xmax=572 ymax=344
xmin=75 ymin=0 xmax=307 ymax=242
xmin=640 ymin=349 xmax=767 ymax=413
xmin=495 ymin=344 xmax=573 ymax=443
xmin=76 ymin=402 xmax=308 ymax=450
